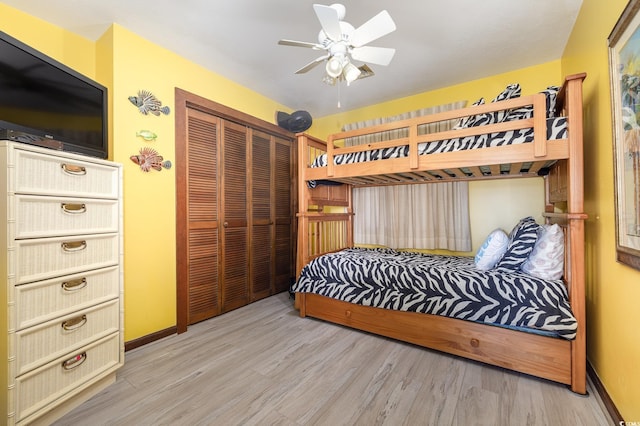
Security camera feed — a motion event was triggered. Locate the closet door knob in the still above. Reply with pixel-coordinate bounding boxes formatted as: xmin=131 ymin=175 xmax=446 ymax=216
xmin=223 ymin=221 xmax=228 ymax=228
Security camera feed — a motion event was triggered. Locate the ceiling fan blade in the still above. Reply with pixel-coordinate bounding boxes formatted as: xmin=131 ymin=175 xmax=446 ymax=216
xmin=350 ymin=10 xmax=396 ymax=47
xmin=278 ymin=39 xmax=324 ymax=50
xmin=357 ymin=64 xmax=375 ymax=80
xmin=295 ymin=54 xmax=330 ymax=74
xmin=350 ymin=46 xmax=396 ymax=66
xmin=313 ymin=4 xmax=342 ymax=41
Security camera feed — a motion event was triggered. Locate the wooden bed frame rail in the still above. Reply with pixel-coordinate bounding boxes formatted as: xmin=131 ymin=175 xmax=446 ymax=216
xmin=299 ymin=77 xmax=588 ymax=187
xmin=294 ymin=73 xmax=587 ymax=394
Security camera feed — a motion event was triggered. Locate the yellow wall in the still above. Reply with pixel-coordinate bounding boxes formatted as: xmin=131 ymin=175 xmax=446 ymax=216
xmin=562 ymin=0 xmax=640 ymax=419
xmin=107 ymin=24 xmax=292 ymax=339
xmin=0 ymin=5 xmax=96 ymax=78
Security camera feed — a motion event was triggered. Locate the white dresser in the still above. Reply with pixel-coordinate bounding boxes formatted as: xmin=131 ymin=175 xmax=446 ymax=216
xmin=0 ymin=141 xmax=124 ymax=425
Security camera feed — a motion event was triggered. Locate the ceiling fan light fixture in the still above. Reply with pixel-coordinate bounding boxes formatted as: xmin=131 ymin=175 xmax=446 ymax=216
xmin=343 ymin=62 xmax=361 ymax=84
xmin=325 ymin=55 xmax=344 ymax=78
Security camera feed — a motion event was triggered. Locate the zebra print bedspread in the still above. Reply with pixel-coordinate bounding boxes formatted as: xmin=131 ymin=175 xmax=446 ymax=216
xmin=307 ymin=117 xmax=567 ymax=188
xmin=293 ymin=247 xmax=577 ymax=340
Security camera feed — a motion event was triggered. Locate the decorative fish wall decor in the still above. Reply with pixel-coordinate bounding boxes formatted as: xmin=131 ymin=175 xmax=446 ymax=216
xmin=136 ymin=130 xmax=158 ymax=141
xmin=128 ymin=90 xmax=170 ymax=116
xmin=130 ymin=147 xmax=172 ymax=172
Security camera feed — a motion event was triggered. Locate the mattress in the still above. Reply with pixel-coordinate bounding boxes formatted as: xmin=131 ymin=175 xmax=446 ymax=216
xmin=293 ymin=247 xmax=577 ymax=340
xmin=307 ymin=117 xmax=567 ymax=187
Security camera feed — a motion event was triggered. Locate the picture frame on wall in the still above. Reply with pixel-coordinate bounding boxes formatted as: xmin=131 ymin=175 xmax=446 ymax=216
xmin=609 ymin=0 xmax=640 ymax=271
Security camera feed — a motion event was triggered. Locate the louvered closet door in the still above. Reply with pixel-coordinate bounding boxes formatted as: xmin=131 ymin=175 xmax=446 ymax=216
xmin=177 ymin=88 xmax=297 ymax=332
xmin=185 ymin=108 xmax=220 ymax=324
xmin=221 ymin=120 xmax=250 ymax=312
xmin=250 ymin=130 xmax=273 ymax=301
xmin=274 ymin=136 xmax=294 ymax=293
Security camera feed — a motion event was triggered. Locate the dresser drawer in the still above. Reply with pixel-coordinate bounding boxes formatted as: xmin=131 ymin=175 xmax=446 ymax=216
xmin=14 ymin=195 xmax=119 ymax=239
xmin=15 ymin=333 xmax=120 ymax=423
xmin=15 ymin=266 xmax=120 ymax=330
xmin=16 ymin=299 xmax=119 ymax=375
xmin=13 ymin=148 xmax=119 ymax=198
xmin=15 ymin=233 xmax=119 ymax=284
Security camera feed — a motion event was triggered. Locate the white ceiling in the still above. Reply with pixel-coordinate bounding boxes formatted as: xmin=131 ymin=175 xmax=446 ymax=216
xmin=3 ymin=0 xmax=583 ymax=119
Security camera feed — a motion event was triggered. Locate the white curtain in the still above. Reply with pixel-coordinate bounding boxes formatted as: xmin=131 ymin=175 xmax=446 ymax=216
xmin=345 ymin=101 xmax=472 ymax=251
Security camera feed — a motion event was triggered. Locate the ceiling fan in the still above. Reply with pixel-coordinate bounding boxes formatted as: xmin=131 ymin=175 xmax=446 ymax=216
xmin=278 ymin=3 xmax=396 ymax=85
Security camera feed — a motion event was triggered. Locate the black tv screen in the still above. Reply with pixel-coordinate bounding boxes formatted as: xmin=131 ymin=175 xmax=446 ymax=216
xmin=0 ymin=31 xmax=108 ymax=158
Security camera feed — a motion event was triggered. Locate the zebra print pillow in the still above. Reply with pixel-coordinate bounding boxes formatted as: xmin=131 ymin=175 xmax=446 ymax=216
xmin=492 ymin=83 xmax=522 ymax=102
xmin=506 ymin=85 xmax=562 ymax=121
xmin=542 ymin=86 xmax=560 ymax=118
xmin=471 ymin=83 xmax=522 ymax=127
xmin=453 ymin=97 xmax=485 ymax=129
xmin=495 ymin=216 xmax=540 ymax=271
xmin=490 ymin=83 xmax=521 ymax=123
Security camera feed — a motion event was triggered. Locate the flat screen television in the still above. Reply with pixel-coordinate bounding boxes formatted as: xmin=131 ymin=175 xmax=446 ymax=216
xmin=0 ymin=31 xmax=108 ymax=159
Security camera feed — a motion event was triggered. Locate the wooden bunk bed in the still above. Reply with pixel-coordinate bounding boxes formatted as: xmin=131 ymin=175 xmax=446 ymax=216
xmin=293 ymin=73 xmax=587 ymax=394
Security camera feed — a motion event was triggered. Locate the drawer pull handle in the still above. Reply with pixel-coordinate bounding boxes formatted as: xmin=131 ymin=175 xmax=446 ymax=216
xmin=62 ymin=352 xmax=87 ymax=370
xmin=62 ymin=315 xmax=87 ymax=331
xmin=61 ymin=240 xmax=87 ymax=252
xmin=61 ymin=203 xmax=87 ymax=214
xmin=62 ymin=278 xmax=87 ymax=291
xmin=61 ymin=163 xmax=87 ymax=175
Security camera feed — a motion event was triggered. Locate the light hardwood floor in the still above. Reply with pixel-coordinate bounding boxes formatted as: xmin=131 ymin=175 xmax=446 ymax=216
xmin=53 ymin=293 xmax=612 ymax=426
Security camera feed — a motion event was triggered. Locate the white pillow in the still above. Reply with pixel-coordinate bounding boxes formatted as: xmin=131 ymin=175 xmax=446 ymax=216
xmin=521 ymin=224 xmax=564 ymax=280
xmin=475 ymin=229 xmax=509 ymax=271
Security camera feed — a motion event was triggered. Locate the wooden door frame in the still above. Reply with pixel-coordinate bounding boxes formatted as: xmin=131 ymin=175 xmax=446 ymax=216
xmin=175 ymin=88 xmax=294 ymax=333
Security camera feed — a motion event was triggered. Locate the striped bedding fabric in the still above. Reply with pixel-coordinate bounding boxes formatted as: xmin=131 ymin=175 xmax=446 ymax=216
xmin=293 ymin=247 xmax=577 ymax=340
xmin=307 ymin=117 xmax=567 ymax=188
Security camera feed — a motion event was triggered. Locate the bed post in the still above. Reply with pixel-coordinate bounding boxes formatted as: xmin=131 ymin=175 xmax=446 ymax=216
xmin=564 ymin=73 xmax=587 ymax=395
xmin=296 ymin=133 xmax=310 ymax=278
xmin=294 ymin=134 xmax=309 ymax=312
xmin=294 ymin=133 xmax=355 ymax=313
xmin=347 ymin=183 xmax=354 ymax=247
